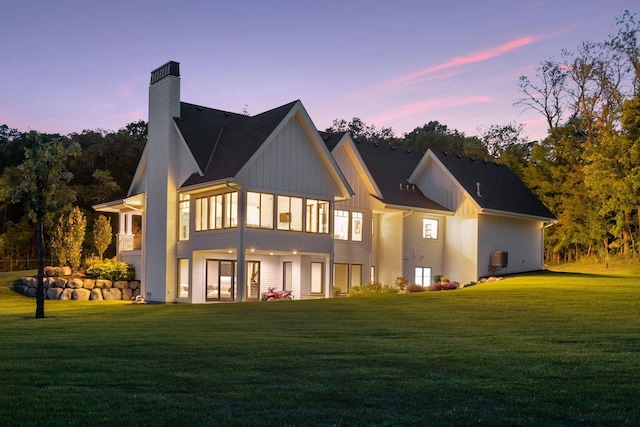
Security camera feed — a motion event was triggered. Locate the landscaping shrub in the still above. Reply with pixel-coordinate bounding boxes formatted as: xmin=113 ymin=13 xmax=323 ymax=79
xmin=348 ymin=282 xmax=399 ymax=296
xmin=405 ymin=284 xmax=425 ymax=293
xmin=86 ymin=258 xmax=135 ymax=281
xmin=427 ymin=282 xmax=459 ymax=291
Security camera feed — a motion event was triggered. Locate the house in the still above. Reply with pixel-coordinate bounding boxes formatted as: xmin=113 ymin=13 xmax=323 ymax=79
xmin=94 ymin=61 xmax=555 ymax=303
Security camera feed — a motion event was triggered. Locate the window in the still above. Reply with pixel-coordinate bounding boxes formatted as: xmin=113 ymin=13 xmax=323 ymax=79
xmin=306 ymin=199 xmax=329 ymax=234
xmin=283 ymin=261 xmax=292 ymax=291
xmin=334 ymin=263 xmax=349 ymax=294
xmin=247 ymin=192 xmax=274 ymax=229
xmin=277 ymin=195 xmax=303 ymax=231
xmin=178 ymin=194 xmax=190 ymax=241
xmin=423 ymin=218 xmax=438 ymax=239
xmin=177 ymin=259 xmax=189 ymax=298
xmin=351 ymin=264 xmax=362 ymax=288
xmin=311 ymin=262 xmax=324 ymax=293
xmin=334 ymin=210 xmax=349 ymax=240
xmin=351 ymin=212 xmax=363 ymax=242
xmin=224 ymin=192 xmax=238 ymax=228
xmin=415 ymin=267 xmax=432 ymax=286
xmin=195 ymin=192 xmax=238 ymax=231
xmin=195 ymin=197 xmax=208 ymax=231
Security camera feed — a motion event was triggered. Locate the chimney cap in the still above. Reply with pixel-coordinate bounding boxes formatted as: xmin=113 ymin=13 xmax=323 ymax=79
xmin=150 ymin=61 xmax=180 ymax=85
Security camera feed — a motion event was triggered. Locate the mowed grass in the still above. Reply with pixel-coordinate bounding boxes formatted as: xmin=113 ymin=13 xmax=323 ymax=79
xmin=1 ymin=266 xmax=639 ymax=426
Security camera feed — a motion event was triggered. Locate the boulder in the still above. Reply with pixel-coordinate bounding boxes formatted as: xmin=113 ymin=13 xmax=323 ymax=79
xmin=46 ymin=288 xmax=64 ymax=300
xmin=96 ymin=280 xmax=112 ymax=289
xmin=26 ymin=287 xmax=37 ymax=297
xmin=67 ymin=278 xmax=84 ymax=289
xmin=102 ymin=288 xmax=122 ymax=301
xmin=122 ymin=288 xmax=133 ymax=301
xmin=90 ymin=289 xmax=103 ymax=301
xmin=114 ymin=281 xmax=129 ymax=289
xmin=25 ymin=277 xmax=38 ymax=288
xmin=82 ymin=279 xmax=96 ymax=290
xmin=60 ymin=288 xmax=73 ymax=300
xmin=132 ymin=289 xmax=141 ymax=299
xmin=44 ymin=277 xmax=56 ymax=288
xmin=72 ymin=289 xmax=91 ymax=301
xmin=55 ymin=277 xmax=68 ymax=288
xmin=129 ymin=280 xmax=140 ymax=290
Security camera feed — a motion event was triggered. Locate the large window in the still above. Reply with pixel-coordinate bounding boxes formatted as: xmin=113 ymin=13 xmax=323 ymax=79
xmin=311 ymin=262 xmax=324 ymax=294
xmin=277 ymin=195 xmax=303 ymax=231
xmin=334 ymin=210 xmax=364 ymax=241
xmin=422 ymin=218 xmax=438 ymax=239
xmin=334 ymin=263 xmax=363 ymax=295
xmin=195 ymin=197 xmax=208 ymax=231
xmin=195 ymin=191 xmax=238 ymax=231
xmin=415 ymin=267 xmax=432 ymax=286
xmin=306 ymin=199 xmax=330 ymax=234
xmin=247 ymin=192 xmax=274 ymax=229
xmin=334 ymin=210 xmax=349 ymax=240
xmin=177 ymin=258 xmax=189 ymax=298
xmin=351 ymin=212 xmax=363 ymax=242
xmin=178 ymin=194 xmax=190 ymax=241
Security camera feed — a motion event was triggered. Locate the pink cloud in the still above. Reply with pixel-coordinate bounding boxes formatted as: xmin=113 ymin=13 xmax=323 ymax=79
xmin=372 ymin=96 xmax=493 ymax=122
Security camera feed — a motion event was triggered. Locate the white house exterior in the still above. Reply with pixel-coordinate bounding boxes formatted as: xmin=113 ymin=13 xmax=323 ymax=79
xmin=94 ymin=61 xmax=555 ymax=303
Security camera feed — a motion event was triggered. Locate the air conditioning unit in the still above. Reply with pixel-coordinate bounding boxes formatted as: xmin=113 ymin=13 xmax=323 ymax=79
xmin=490 ymin=251 xmax=508 ymax=268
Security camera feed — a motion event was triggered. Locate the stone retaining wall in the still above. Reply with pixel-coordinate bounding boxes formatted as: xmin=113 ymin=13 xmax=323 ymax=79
xmin=18 ymin=277 xmax=141 ymax=301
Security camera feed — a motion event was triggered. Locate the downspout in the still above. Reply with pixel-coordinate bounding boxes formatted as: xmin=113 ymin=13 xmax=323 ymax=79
xmin=226 ymin=181 xmax=245 ymax=302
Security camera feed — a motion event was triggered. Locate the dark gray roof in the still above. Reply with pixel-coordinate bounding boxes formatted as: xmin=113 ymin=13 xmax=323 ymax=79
xmin=178 ymin=101 xmax=298 ymax=187
xmin=348 ymin=138 xmax=450 ymax=212
xmin=430 ymin=150 xmax=556 ymax=219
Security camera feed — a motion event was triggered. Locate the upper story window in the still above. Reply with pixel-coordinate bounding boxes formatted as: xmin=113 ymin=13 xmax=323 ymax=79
xmin=334 ymin=210 xmax=363 ymax=241
xmin=306 ymin=199 xmax=330 ymax=234
xmin=178 ymin=194 xmax=190 ymax=241
xmin=422 ymin=218 xmax=438 ymax=239
xmin=194 ymin=191 xmax=238 ymax=231
xmin=334 ymin=210 xmax=349 ymax=240
xmin=277 ymin=195 xmax=303 ymax=231
xmin=247 ymin=192 xmax=274 ymax=229
xmin=351 ymin=212 xmax=363 ymax=242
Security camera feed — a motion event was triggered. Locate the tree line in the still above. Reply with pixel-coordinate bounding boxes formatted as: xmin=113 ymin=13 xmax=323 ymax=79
xmin=1 ymin=10 xmax=638 ymax=270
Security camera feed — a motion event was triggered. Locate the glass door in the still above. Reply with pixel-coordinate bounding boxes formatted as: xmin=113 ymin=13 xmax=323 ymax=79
xmin=246 ymin=261 xmax=260 ymax=301
xmin=206 ymin=259 xmax=236 ymax=301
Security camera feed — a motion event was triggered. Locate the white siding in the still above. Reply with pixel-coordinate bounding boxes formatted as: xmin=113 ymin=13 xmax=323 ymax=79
xmin=120 ymin=251 xmax=142 ymax=281
xmin=144 ymin=74 xmax=181 ymax=303
xmin=444 ymin=215 xmax=478 ymax=284
xmin=477 ymin=215 xmax=545 ymax=277
xmin=240 ymin=118 xmax=336 ymax=198
xmin=416 ymin=157 xmax=466 ymax=212
xmin=373 ymin=211 xmax=403 ymax=285
xmin=402 ymin=213 xmax=445 ymax=283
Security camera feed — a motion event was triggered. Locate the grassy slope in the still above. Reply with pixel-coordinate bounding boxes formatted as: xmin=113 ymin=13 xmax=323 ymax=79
xmin=1 ymin=266 xmax=639 ymax=426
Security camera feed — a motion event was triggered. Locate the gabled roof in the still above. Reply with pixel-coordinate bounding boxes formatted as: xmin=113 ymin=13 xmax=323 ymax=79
xmin=179 ymin=101 xmax=299 ymax=187
xmin=426 ymin=150 xmax=556 ymax=220
xmin=343 ymin=137 xmax=450 ymax=212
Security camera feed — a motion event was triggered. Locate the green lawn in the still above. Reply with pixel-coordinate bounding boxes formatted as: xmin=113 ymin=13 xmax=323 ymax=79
xmin=1 ymin=266 xmax=639 ymax=426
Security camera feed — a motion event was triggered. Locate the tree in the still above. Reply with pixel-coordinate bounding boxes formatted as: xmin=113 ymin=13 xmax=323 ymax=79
xmin=64 ymin=206 xmax=86 ymax=270
xmin=326 ymin=117 xmax=396 ymax=142
xmin=50 ymin=214 xmax=68 ymax=267
xmin=516 ymin=59 xmax=569 ymax=130
xmin=6 ymin=132 xmax=80 ymax=318
xmin=479 ymin=123 xmax=532 ymax=177
xmin=93 ymin=214 xmax=112 ymax=260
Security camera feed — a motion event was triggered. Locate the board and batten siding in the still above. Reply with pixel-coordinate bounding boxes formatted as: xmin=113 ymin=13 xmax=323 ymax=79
xmin=477 ymin=214 xmax=544 ymax=278
xmin=402 ymin=213 xmax=444 ymax=283
xmin=240 ymin=118 xmax=337 ymax=199
xmin=416 ymin=157 xmax=467 ymax=212
xmin=373 ymin=211 xmax=403 ymax=285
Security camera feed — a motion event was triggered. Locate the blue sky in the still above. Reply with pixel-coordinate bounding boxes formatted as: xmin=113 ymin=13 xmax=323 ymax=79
xmin=2 ymin=0 xmax=637 ymax=142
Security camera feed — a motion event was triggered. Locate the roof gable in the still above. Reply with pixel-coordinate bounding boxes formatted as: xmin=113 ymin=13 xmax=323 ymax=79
xmin=179 ymin=101 xmax=298 ymax=187
xmin=421 ymin=150 xmax=555 ymax=220
xmin=348 ymin=138 xmax=449 ymax=211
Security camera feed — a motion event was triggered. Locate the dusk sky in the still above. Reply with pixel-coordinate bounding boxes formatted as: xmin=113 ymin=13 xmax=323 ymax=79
xmin=2 ymin=0 xmax=638 ymax=142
